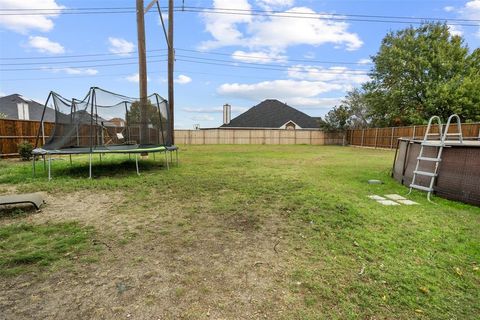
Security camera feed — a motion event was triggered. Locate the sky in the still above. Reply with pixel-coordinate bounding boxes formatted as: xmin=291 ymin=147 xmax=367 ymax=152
xmin=0 ymin=0 xmax=479 ymax=129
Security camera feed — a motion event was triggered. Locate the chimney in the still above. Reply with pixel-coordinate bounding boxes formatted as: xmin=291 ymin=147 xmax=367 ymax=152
xmin=223 ymin=103 xmax=231 ymax=125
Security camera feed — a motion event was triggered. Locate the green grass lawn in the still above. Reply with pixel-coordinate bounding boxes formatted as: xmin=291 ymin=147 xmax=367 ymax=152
xmin=0 ymin=145 xmax=478 ymax=319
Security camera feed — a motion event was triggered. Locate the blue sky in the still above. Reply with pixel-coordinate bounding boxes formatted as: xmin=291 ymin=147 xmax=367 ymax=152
xmin=1 ymin=0 xmax=479 ymax=128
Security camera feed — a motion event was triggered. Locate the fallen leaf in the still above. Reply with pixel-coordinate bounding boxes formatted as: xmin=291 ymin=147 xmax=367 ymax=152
xmin=419 ymin=286 xmax=429 ymax=294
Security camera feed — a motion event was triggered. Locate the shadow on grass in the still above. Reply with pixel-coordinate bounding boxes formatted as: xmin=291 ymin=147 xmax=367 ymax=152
xmin=34 ymin=158 xmax=168 ymax=179
xmin=0 ymin=205 xmax=38 ymax=220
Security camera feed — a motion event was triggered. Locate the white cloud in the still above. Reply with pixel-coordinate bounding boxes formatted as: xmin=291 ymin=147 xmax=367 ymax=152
xmin=200 ymin=0 xmax=252 ymax=49
xmin=218 ymin=79 xmax=343 ymax=102
xmin=449 ymin=1 xmax=480 ymax=38
xmin=0 ymin=91 xmax=6 ymax=97
xmin=200 ymin=3 xmax=362 ymax=53
xmin=232 ymin=50 xmax=287 ymax=63
xmin=175 ymin=74 xmax=192 ymax=84
xmin=448 ymin=24 xmax=464 ymax=36
xmin=108 ymin=37 xmax=135 ymax=56
xmin=124 ymin=73 xmax=150 ymax=83
xmin=357 ymin=58 xmax=371 ymax=65
xmin=286 ymin=97 xmax=342 ymax=108
xmin=444 ymin=6 xmax=455 ymax=12
xmin=256 ymin=0 xmax=295 ymax=10
xmin=27 ymin=36 xmax=65 ymax=54
xmin=464 ymin=0 xmax=480 ymax=19
xmin=47 ymin=67 xmax=98 ymax=75
xmin=287 ymin=65 xmax=370 ymax=85
xmin=0 ymin=0 xmax=64 ymax=34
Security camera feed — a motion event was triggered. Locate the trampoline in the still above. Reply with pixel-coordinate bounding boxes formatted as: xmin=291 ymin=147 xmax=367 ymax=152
xmin=32 ymin=87 xmax=178 ymax=179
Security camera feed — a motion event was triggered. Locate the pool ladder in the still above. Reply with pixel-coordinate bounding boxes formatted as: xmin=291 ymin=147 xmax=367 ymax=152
xmin=408 ymin=114 xmax=463 ymax=202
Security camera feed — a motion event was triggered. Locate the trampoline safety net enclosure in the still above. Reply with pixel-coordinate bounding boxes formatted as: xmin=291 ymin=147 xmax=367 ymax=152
xmin=33 ymin=87 xmax=172 ymax=155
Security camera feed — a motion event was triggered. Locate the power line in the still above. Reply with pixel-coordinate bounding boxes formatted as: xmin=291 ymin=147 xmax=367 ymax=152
xmin=1 ymin=5 xmax=478 ymax=26
xmin=0 ymin=49 xmax=167 ymax=60
xmin=183 ymin=6 xmax=480 ymax=23
xmin=1 ymin=47 xmax=369 ymax=66
xmin=1 ymin=59 xmax=167 ymax=72
xmin=182 ymin=7 xmax=480 ymax=27
xmin=176 ymin=58 xmax=371 ymax=75
xmin=175 ymin=54 xmax=370 ymax=73
xmin=176 ymin=48 xmax=373 ymax=65
xmin=0 ymin=54 xmax=167 ymax=66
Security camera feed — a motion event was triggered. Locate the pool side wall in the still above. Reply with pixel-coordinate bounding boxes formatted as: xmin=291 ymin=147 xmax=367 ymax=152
xmin=393 ymin=139 xmax=480 ymax=206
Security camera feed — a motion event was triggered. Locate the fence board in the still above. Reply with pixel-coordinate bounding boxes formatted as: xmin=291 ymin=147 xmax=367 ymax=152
xmin=347 ymin=123 xmax=480 ymax=149
xmin=1 ymin=121 xmax=345 ymax=156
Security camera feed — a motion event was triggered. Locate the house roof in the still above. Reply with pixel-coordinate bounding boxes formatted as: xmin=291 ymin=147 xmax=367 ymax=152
xmin=0 ymin=94 xmax=55 ymax=122
xmin=221 ymin=99 xmax=320 ymax=128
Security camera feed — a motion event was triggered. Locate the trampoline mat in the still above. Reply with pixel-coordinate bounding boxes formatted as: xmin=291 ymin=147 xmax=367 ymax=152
xmin=33 ymin=144 xmax=167 ymax=155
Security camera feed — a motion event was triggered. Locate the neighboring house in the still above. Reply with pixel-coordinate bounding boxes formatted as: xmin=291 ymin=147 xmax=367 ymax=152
xmin=0 ymin=94 xmax=55 ymax=122
xmin=220 ymin=99 xmax=322 ymax=129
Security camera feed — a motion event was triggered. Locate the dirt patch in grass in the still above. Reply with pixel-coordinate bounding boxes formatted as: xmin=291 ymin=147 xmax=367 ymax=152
xmin=0 ymin=190 xmax=300 ymax=319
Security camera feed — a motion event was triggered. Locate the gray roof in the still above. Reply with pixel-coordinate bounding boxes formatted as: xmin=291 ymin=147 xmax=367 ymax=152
xmin=221 ymin=99 xmax=320 ymax=128
xmin=0 ymin=94 xmax=55 ymax=122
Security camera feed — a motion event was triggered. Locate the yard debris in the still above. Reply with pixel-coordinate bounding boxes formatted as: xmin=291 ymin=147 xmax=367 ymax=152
xmin=415 ymin=309 xmax=424 ymax=314
xmin=419 ymin=286 xmax=429 ymax=294
xmin=454 ymin=267 xmax=463 ymax=276
xmin=273 ymin=239 xmax=280 ymax=254
xmin=368 ymin=180 xmax=383 ymax=184
xmin=359 ymin=265 xmax=366 ymax=275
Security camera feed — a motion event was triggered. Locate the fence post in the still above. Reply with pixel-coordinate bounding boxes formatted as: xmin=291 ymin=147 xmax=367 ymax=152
xmin=374 ymin=128 xmax=378 ymax=148
xmin=309 ymin=130 xmax=312 ymax=145
xmin=361 ymin=129 xmax=365 ymax=146
xmin=390 ymin=127 xmax=395 ymax=149
xmin=249 ymin=130 xmax=252 ymax=144
xmin=412 ymin=125 xmax=416 ymax=140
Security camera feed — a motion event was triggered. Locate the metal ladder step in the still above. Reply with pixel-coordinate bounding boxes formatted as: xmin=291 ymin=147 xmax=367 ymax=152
xmin=414 ymin=170 xmax=437 ymax=177
xmin=417 ymin=156 xmax=441 ymax=162
xmin=445 ymin=132 xmax=462 ymax=135
xmin=410 ymin=184 xmax=433 ymax=192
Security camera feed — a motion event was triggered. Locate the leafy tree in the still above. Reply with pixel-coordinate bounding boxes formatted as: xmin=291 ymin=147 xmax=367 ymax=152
xmin=363 ymin=22 xmax=480 ymax=126
xmin=341 ymin=88 xmax=370 ymax=128
xmin=128 ymin=100 xmax=164 ymax=128
xmin=322 ymin=105 xmax=352 ymax=131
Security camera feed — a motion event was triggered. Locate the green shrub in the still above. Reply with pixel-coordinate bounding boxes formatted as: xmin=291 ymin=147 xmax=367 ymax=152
xmin=17 ymin=141 xmax=33 ymax=161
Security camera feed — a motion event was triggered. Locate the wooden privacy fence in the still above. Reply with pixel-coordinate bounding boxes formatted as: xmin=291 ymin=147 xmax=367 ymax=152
xmin=0 ymin=119 xmax=53 ymax=156
xmin=174 ymin=129 xmax=344 ymax=145
xmin=0 ymin=119 xmax=345 ymax=156
xmin=347 ymin=122 xmax=480 ymax=149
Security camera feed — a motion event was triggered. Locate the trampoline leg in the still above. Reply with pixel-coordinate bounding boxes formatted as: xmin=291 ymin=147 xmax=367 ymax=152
xmin=99 ymin=153 xmax=102 ymax=163
xmin=176 ymin=149 xmax=178 ymax=166
xmin=89 ymin=153 xmax=93 ymax=179
xmin=135 ymin=154 xmax=140 ymax=175
xmin=170 ymin=151 xmax=173 ymax=163
xmin=32 ymin=156 xmax=36 ymax=178
xmin=153 ymin=152 xmax=156 ymax=161
xmin=164 ymin=151 xmax=169 ymax=170
xmin=69 ymin=154 xmax=72 ymax=166
xmin=48 ymin=155 xmax=52 ymax=181
xmin=43 ymin=155 xmax=46 ymax=171
xmin=129 ymin=153 xmax=131 ymax=160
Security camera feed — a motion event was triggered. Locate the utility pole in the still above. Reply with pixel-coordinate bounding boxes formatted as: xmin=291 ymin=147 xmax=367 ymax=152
xmin=168 ymin=0 xmax=175 ymax=144
xmin=136 ymin=0 xmax=148 ymax=145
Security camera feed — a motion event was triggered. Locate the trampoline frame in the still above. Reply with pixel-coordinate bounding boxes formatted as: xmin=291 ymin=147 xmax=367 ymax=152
xmin=32 ymin=145 xmax=179 ymax=180
xmin=31 ymin=87 xmax=178 ymax=179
